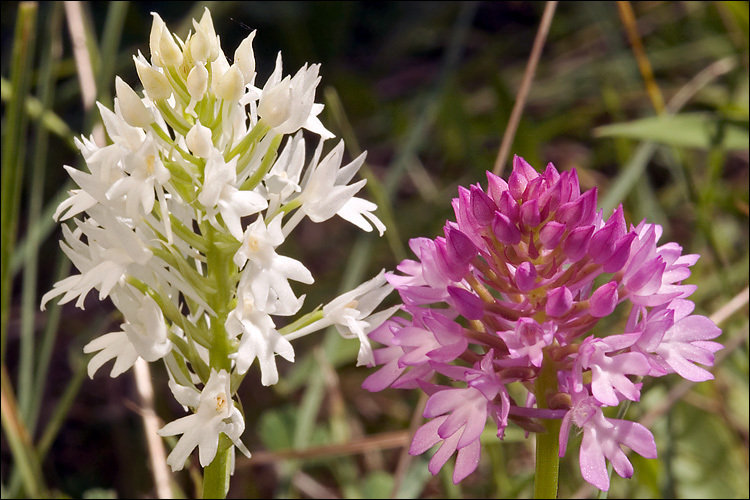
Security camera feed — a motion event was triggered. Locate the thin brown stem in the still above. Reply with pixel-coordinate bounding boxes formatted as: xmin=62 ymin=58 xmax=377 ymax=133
xmin=492 ymin=1 xmax=558 ymax=176
xmin=616 ymin=1 xmax=665 ymax=114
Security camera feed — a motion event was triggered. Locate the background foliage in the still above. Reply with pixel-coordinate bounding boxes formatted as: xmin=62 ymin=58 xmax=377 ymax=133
xmin=1 ymin=1 xmax=748 ymax=498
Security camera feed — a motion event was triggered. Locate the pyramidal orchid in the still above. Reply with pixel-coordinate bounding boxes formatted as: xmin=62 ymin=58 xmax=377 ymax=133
xmin=363 ymin=156 xmax=722 ymax=494
xmin=41 ymin=8 xmax=394 ymax=497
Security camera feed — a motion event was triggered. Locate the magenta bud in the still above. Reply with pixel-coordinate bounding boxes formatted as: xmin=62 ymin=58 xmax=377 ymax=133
xmin=486 ymin=171 xmax=509 ymax=204
xmin=626 ymin=257 xmax=666 ymax=296
xmin=508 ymin=170 xmax=528 ymax=201
xmin=556 ymin=188 xmax=595 ymax=228
xmin=563 ymin=168 xmax=581 ymax=201
xmin=447 ymin=286 xmax=485 ymax=320
xmin=588 ymin=225 xmax=616 ymax=264
xmin=546 ymin=286 xmax=573 ymax=317
xmin=445 ymin=225 xmax=477 ymax=265
xmin=515 ymin=261 xmax=537 ymax=291
xmin=577 ymin=188 xmax=597 ymax=226
xmin=520 ymin=199 xmax=541 ymax=227
xmin=562 ymin=225 xmax=594 ymax=261
xmin=509 ymin=156 xmax=539 ymax=200
xmin=602 ymin=232 xmax=636 ymax=273
xmin=492 ymin=211 xmax=521 ymax=245
xmin=589 ymin=206 xmax=626 ymax=264
xmin=452 ymin=186 xmax=472 ymax=225
xmin=539 ymin=221 xmax=566 ymax=248
xmin=589 ymin=281 xmax=619 ymax=317
xmin=539 ymin=180 xmax=561 ymax=216
xmin=470 ymin=184 xmax=496 ymax=225
xmin=543 ymin=162 xmax=561 ymax=186
xmin=498 ymin=190 xmax=519 ymax=220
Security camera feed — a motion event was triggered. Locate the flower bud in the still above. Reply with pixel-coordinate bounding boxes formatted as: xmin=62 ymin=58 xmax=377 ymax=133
xmin=520 ymin=199 xmax=541 ymax=227
xmin=589 ymin=281 xmax=619 ymax=317
xmin=189 ymin=21 xmax=211 ymax=63
xmin=486 ymin=170 xmax=509 ymax=204
xmin=234 ymin=31 xmax=257 ymax=84
xmin=214 ymin=64 xmax=245 ymax=102
xmin=545 ymin=286 xmax=573 ymax=317
xmin=115 ymin=77 xmax=152 ymax=128
xmin=447 ymin=286 xmax=484 ymax=320
xmin=134 ymin=58 xmax=172 ymax=101
xmin=515 ymin=262 xmax=537 ymax=291
xmin=149 ymin=12 xmax=166 ymax=67
xmin=258 ymin=76 xmax=292 ymax=128
xmin=158 ymin=27 xmax=184 ymax=67
xmin=492 ymin=211 xmax=521 ymax=245
xmin=469 ymin=184 xmax=495 ymax=225
xmin=508 ymin=155 xmax=539 ymax=200
xmin=197 ymin=7 xmax=219 ymax=62
xmin=186 ymin=121 xmax=213 ymax=158
xmin=185 ymin=62 xmax=208 ymax=115
xmin=562 ymin=225 xmax=594 ymax=261
xmin=539 ymin=221 xmax=565 ymax=248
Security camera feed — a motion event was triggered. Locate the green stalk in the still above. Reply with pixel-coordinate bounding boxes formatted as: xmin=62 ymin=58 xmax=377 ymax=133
xmin=202 ymin=435 xmax=233 ymax=498
xmin=200 ymin=223 xmax=236 ymax=498
xmin=205 ymin=223 xmax=233 ymax=372
xmin=1 ymin=1 xmax=37 ymax=365
xmin=533 ymin=349 xmax=561 ymax=499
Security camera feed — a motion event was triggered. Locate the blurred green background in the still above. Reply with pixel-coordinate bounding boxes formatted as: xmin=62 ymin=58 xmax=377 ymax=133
xmin=1 ymin=1 xmax=748 ymax=498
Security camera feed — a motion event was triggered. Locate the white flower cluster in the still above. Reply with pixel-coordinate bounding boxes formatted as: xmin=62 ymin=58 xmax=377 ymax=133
xmin=42 ymin=8 xmax=394 ymax=473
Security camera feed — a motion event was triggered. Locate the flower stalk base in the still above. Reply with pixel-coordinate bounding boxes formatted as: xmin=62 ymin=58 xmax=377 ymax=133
xmin=202 ymin=435 xmax=232 ymax=499
xmin=534 ymin=350 xmax=560 ymax=499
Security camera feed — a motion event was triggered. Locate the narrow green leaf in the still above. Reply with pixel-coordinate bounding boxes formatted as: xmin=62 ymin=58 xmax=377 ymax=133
xmin=594 ymin=113 xmax=749 ymax=151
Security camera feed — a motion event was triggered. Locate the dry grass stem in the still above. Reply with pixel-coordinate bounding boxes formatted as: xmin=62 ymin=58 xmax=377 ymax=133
xmin=616 ymin=1 xmax=666 ymax=114
xmin=133 ymin=358 xmax=173 ymax=499
xmin=492 ymin=1 xmax=558 ymax=177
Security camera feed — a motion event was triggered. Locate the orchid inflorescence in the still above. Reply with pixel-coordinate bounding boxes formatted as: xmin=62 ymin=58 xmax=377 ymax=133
xmin=363 ymin=156 xmax=723 ymax=491
xmin=42 ymin=8 xmax=396 ymax=474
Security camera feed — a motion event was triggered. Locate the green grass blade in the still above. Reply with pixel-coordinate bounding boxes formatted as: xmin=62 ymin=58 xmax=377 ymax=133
xmin=19 ymin=0 xmax=64 ymax=424
xmin=1 ymin=1 xmax=38 ymax=365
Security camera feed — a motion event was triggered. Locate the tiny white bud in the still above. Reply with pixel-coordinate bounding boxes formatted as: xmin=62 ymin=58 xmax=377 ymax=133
xmin=189 ymin=20 xmax=210 ymax=63
xmin=198 ymin=7 xmax=220 ymax=62
xmin=149 ymin=12 xmax=166 ymax=67
xmin=214 ymin=64 xmax=244 ymax=102
xmin=115 ymin=76 xmax=153 ymax=128
xmin=186 ymin=121 xmax=213 ymax=158
xmin=258 ymin=76 xmax=292 ymax=128
xmin=234 ymin=31 xmax=257 ymax=84
xmin=134 ymin=58 xmax=172 ymax=101
xmin=185 ymin=62 xmax=208 ymax=116
xmin=158 ymin=27 xmax=184 ymax=67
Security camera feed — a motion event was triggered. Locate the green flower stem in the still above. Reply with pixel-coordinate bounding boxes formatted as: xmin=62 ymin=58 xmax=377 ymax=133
xmin=240 ymin=133 xmax=282 ymax=191
xmin=205 ymin=223 xmax=233 ymax=372
xmin=534 ymin=349 xmax=561 ymax=499
xmin=201 ymin=223 xmax=237 ymax=498
xmin=202 ymin=434 xmax=233 ymax=498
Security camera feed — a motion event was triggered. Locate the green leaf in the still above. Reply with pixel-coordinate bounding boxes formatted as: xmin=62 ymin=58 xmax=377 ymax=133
xmin=594 ymin=113 xmax=749 ymax=150
xmin=258 ymin=407 xmax=296 ymax=451
xmin=362 ymin=471 xmax=395 ymax=499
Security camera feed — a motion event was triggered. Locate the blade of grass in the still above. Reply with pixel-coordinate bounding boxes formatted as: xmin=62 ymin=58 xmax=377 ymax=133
xmin=1 ymin=1 xmax=38 ymax=365
xmin=600 ymin=57 xmax=738 ymax=214
xmin=10 ymin=179 xmax=73 ymax=276
xmin=1 ymin=364 xmax=46 ymax=498
xmin=19 ymin=0 xmax=63 ymax=423
xmin=0 ymin=77 xmax=77 ymax=150
xmin=95 ymin=1 xmax=129 ymax=107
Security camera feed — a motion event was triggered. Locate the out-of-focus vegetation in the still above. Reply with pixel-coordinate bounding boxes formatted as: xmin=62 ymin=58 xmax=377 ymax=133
xmin=1 ymin=1 xmax=747 ymax=498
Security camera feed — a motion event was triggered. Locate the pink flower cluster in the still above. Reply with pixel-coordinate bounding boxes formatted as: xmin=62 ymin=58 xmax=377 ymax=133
xmin=363 ymin=156 xmax=722 ymax=490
